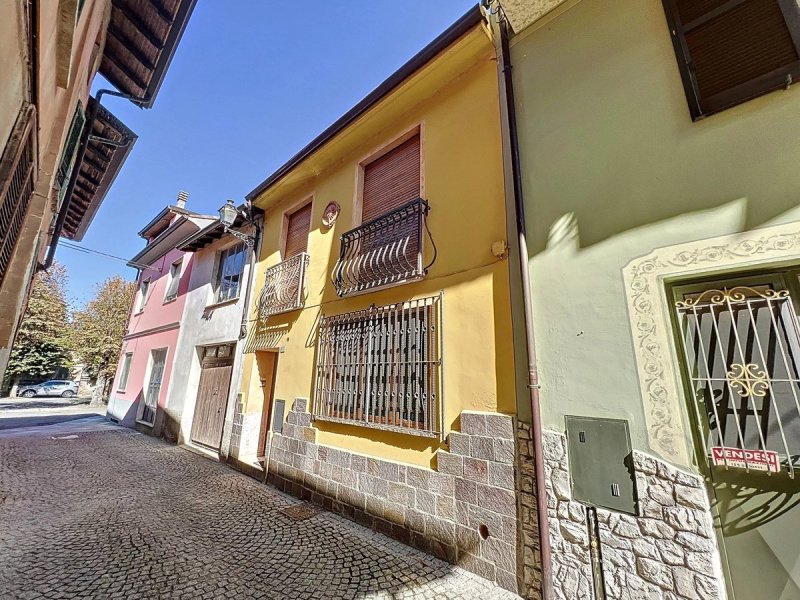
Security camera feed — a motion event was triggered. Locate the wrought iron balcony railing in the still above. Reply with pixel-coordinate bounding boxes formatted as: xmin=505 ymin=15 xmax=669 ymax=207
xmin=332 ymin=198 xmax=435 ymax=297
xmin=258 ymin=252 xmax=309 ymax=317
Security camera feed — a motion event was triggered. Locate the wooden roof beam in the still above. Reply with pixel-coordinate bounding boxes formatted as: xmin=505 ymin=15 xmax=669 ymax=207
xmin=113 ymin=1 xmax=166 ymax=51
xmin=104 ymin=51 xmax=150 ymax=93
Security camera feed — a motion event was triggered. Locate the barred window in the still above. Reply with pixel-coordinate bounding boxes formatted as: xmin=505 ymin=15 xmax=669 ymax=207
xmin=313 ymin=293 xmax=442 ymax=437
xmin=674 ymin=274 xmax=800 ymax=476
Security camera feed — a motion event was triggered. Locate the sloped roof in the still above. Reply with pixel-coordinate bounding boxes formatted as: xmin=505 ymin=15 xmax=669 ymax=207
xmin=62 ymin=98 xmax=137 ymax=241
xmin=99 ymin=0 xmax=197 ymax=107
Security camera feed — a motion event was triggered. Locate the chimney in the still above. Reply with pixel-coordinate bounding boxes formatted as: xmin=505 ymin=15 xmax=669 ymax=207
xmin=175 ymin=190 xmax=188 ymax=209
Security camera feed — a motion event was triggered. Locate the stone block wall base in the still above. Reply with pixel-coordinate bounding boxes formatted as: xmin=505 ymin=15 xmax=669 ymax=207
xmin=267 ymin=400 xmax=520 ymax=593
xmin=541 ymin=430 xmax=728 ymax=600
xmin=517 ymin=421 xmax=543 ymax=600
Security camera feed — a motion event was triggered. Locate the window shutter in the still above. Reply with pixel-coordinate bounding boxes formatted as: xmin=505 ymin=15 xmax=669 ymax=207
xmin=663 ymin=0 xmax=800 ymax=118
xmin=0 ymin=104 xmax=37 ymax=288
xmin=284 ymin=202 xmax=311 ymax=259
xmin=361 ymin=134 xmax=421 ymax=223
xmin=55 ymin=103 xmax=85 ymax=208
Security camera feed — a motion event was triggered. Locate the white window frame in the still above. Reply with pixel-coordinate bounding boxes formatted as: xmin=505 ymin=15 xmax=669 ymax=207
xmin=117 ymin=352 xmax=133 ymax=391
xmin=163 ymin=259 xmax=182 ymax=303
xmin=213 ymin=243 xmax=246 ymax=304
xmin=136 ymin=279 xmax=151 ymax=313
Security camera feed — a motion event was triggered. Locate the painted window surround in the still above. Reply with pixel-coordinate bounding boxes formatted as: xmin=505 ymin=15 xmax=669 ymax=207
xmin=623 ymin=219 xmax=800 ymax=465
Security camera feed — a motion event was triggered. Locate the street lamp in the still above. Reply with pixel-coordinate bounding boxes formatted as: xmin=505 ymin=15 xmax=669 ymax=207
xmin=218 ymin=199 xmax=255 ymax=247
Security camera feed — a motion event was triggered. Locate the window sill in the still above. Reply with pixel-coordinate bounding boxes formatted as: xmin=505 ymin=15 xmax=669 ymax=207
xmin=135 ymin=419 xmax=154 ymax=428
xmin=205 ymin=297 xmax=239 ymax=311
xmin=163 ymin=297 xmax=177 ymax=305
xmin=313 ymin=414 xmax=438 ymax=439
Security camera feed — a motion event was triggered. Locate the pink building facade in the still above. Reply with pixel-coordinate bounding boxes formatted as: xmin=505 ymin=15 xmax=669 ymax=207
xmin=108 ymin=196 xmax=214 ymax=439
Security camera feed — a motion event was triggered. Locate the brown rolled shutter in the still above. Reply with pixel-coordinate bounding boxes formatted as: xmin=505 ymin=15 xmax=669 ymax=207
xmin=284 ymin=202 xmax=311 ymax=259
xmin=664 ymin=0 xmax=800 ymax=118
xmin=361 ymin=134 xmax=421 ymax=223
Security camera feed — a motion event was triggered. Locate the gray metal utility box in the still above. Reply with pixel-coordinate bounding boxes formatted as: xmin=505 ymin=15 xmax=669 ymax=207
xmin=565 ymin=416 xmax=638 ymax=515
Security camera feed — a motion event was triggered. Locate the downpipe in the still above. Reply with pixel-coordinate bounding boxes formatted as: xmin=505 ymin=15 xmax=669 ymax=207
xmin=492 ymin=9 xmax=555 ymax=599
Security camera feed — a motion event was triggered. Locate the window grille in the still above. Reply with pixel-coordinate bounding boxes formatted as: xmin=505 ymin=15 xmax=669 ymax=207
xmin=676 ymin=284 xmax=800 ymax=476
xmin=0 ymin=104 xmax=37 ymax=289
xmin=313 ymin=293 xmax=443 ymax=437
xmin=259 ymin=252 xmax=309 ymax=317
xmin=331 ymin=198 xmax=435 ymax=297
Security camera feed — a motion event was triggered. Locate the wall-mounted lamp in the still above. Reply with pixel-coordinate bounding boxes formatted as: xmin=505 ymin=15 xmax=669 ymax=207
xmin=218 ymin=198 xmax=255 ymax=247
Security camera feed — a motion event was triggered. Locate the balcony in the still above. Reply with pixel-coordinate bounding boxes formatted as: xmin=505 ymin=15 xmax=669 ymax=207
xmin=332 ymin=198 xmax=434 ymax=297
xmin=259 ymin=252 xmax=309 ymax=317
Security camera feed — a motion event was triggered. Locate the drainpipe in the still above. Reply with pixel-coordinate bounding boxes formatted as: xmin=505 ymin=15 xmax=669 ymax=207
xmin=495 ymin=12 xmax=554 ymax=599
xmin=239 ymin=212 xmax=263 ymax=341
xmin=41 ymin=89 xmax=144 ymax=271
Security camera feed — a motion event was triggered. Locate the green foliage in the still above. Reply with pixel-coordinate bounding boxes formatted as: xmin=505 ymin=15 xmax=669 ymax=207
xmin=5 ymin=263 xmax=71 ymax=381
xmin=69 ymin=275 xmax=136 ymax=384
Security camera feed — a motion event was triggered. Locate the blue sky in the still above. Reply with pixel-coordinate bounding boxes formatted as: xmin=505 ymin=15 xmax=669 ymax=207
xmin=62 ymin=1 xmax=476 ymax=306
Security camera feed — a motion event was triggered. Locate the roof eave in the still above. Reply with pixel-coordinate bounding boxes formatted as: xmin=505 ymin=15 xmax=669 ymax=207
xmin=244 ymin=5 xmax=484 ymax=202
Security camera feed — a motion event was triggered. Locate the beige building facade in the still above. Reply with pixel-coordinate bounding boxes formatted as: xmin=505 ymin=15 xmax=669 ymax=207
xmin=0 ymin=0 xmax=195 ymax=384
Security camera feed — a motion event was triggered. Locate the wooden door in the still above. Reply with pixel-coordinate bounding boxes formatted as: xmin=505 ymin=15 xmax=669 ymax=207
xmin=191 ymin=358 xmax=233 ymax=449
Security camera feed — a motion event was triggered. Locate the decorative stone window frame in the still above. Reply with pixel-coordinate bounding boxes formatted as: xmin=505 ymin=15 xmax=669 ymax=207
xmin=623 ymin=221 xmax=800 ymax=464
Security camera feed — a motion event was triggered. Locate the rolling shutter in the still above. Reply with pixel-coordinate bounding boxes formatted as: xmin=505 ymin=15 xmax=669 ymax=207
xmin=361 ymin=134 xmax=421 ymax=223
xmin=284 ymin=202 xmax=311 ymax=259
xmin=663 ymin=0 xmax=800 ymax=118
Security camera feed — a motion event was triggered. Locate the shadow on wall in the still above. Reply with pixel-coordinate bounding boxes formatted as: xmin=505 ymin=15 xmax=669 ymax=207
xmin=109 ymin=392 xmax=183 ymax=444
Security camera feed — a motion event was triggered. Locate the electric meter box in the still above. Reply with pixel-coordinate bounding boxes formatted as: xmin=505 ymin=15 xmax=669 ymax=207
xmin=565 ymin=416 xmax=638 ymax=515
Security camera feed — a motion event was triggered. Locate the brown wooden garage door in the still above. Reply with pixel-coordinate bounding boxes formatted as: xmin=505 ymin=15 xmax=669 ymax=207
xmin=190 ymin=345 xmax=234 ymax=449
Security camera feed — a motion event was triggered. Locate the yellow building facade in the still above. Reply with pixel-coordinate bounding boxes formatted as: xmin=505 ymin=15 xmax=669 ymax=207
xmin=235 ymin=8 xmax=522 ymax=592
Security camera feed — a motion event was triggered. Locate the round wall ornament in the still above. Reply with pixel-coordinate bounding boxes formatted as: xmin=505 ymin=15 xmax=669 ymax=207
xmin=322 ymin=202 xmax=340 ymax=227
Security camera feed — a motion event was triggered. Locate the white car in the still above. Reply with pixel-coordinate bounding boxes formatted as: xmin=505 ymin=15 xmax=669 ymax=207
xmin=18 ymin=380 xmax=79 ymax=398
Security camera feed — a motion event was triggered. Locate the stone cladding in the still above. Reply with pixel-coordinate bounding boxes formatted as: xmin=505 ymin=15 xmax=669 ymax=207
xmin=541 ymin=430 xmax=727 ymax=600
xmin=516 ymin=421 xmax=543 ymax=599
xmin=267 ymin=399 xmax=520 ymax=593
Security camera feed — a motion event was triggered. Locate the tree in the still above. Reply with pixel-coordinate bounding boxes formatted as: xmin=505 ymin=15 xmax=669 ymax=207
xmin=5 ymin=263 xmax=71 ymax=388
xmin=69 ymin=275 xmax=136 ymax=406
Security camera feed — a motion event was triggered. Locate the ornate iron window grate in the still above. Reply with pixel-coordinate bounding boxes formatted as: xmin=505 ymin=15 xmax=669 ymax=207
xmin=0 ymin=104 xmax=37 ymax=288
xmin=331 ymin=198 xmax=435 ymax=297
xmin=313 ymin=293 xmax=443 ymax=437
xmin=259 ymin=252 xmax=309 ymax=317
xmin=676 ymin=285 xmax=800 ymax=477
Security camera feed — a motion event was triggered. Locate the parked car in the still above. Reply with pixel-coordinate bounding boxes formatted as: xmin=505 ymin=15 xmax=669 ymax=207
xmin=18 ymin=380 xmax=79 ymax=398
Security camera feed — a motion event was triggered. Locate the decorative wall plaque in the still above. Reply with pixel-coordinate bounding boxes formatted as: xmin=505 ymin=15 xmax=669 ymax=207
xmin=322 ymin=202 xmax=340 ymax=227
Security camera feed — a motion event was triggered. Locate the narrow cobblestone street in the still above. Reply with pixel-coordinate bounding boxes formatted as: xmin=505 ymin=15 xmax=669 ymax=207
xmin=0 ymin=422 xmax=518 ymax=599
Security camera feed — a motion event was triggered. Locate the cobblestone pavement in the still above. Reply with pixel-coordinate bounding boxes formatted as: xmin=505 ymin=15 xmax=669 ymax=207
xmin=0 ymin=426 xmax=519 ymax=599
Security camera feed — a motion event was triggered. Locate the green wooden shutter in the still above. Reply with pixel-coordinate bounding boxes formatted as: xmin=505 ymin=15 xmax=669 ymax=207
xmin=55 ymin=103 xmax=85 ymax=209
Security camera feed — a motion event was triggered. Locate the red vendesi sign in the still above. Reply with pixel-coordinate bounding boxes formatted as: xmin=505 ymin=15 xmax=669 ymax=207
xmin=711 ymin=447 xmax=780 ymax=472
